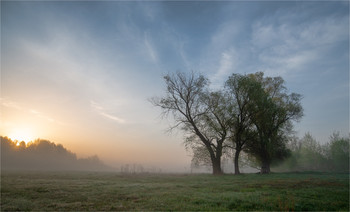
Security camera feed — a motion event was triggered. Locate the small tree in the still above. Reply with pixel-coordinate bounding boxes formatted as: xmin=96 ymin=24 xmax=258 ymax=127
xmin=328 ymin=132 xmax=349 ymax=172
xmin=299 ymin=133 xmax=328 ymax=171
xmin=151 ymin=72 xmax=230 ymax=175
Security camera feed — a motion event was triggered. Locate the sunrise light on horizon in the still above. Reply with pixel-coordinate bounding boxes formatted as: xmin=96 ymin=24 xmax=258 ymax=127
xmin=1 ymin=1 xmax=349 ymax=172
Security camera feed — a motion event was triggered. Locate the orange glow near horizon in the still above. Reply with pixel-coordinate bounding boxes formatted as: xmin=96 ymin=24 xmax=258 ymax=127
xmin=8 ymin=128 xmax=35 ymax=144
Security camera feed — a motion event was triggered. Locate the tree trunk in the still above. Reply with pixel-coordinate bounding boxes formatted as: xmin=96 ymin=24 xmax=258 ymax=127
xmin=212 ymin=157 xmax=223 ymax=175
xmin=260 ymin=159 xmax=270 ymax=174
xmin=234 ymin=148 xmax=241 ymax=175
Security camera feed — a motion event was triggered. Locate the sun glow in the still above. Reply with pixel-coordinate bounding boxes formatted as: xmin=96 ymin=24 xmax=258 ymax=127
xmin=8 ymin=128 xmax=35 ymax=144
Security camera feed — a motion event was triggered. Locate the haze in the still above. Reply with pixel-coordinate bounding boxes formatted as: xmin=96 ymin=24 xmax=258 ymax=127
xmin=1 ymin=1 xmax=349 ymax=172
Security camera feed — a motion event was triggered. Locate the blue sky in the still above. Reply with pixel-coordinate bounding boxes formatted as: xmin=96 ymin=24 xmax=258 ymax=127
xmin=1 ymin=1 xmax=349 ymax=171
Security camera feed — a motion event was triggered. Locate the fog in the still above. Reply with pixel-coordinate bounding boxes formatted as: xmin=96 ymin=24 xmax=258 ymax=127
xmin=273 ymin=132 xmax=349 ymax=173
xmin=2 ymin=132 xmax=348 ymax=174
xmin=0 ymin=136 xmax=187 ymax=173
xmin=1 ymin=136 xmax=111 ymax=172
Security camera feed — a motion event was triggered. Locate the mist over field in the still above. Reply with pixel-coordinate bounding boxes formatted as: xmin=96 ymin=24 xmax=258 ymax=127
xmin=1 ymin=132 xmax=348 ymax=174
xmin=1 ymin=1 xmax=349 ymax=210
xmin=273 ymin=133 xmax=349 ymax=173
xmin=1 ymin=137 xmax=110 ymax=172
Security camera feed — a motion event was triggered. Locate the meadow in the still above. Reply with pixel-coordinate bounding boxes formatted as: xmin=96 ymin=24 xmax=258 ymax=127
xmin=1 ymin=171 xmax=349 ymax=211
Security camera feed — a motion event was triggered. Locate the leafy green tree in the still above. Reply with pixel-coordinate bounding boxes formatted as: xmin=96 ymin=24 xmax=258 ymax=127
xmin=151 ymin=72 xmax=231 ymax=175
xmin=244 ymin=72 xmax=303 ymax=174
xmin=225 ymin=73 xmax=258 ymax=174
xmin=328 ymin=132 xmax=349 ymax=172
xmin=298 ymin=133 xmax=327 ymax=171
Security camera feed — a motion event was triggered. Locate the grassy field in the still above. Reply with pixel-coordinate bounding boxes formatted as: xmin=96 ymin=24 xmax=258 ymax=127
xmin=1 ymin=171 xmax=349 ymax=211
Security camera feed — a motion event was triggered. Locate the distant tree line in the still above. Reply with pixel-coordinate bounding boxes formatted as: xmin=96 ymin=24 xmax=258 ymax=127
xmin=151 ymin=71 xmax=303 ymax=174
xmin=1 ymin=136 xmax=110 ymax=171
xmin=274 ymin=132 xmax=349 ymax=172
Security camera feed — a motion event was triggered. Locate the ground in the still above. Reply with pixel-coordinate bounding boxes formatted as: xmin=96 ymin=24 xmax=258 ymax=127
xmin=1 ymin=171 xmax=349 ymax=211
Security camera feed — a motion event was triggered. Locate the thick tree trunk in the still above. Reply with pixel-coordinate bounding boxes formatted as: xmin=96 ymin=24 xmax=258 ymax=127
xmin=260 ymin=160 xmax=271 ymax=174
xmin=212 ymin=157 xmax=223 ymax=175
xmin=234 ymin=148 xmax=241 ymax=175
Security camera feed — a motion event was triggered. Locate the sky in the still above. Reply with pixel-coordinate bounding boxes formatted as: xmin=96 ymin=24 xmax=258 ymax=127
xmin=1 ymin=1 xmax=349 ymax=172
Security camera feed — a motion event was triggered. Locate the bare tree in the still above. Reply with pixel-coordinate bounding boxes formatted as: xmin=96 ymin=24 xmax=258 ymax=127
xmin=151 ymin=72 xmax=230 ymax=175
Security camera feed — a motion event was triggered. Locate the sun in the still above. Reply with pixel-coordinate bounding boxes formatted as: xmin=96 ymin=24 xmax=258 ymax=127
xmin=8 ymin=128 xmax=35 ymax=144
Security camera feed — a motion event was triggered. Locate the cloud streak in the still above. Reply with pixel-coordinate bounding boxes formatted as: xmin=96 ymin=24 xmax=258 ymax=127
xmin=250 ymin=14 xmax=349 ymax=78
xmin=144 ymin=32 xmax=158 ymax=63
xmin=210 ymin=48 xmax=237 ymax=88
xmin=30 ymin=110 xmax=55 ymax=123
xmin=0 ymin=98 xmax=22 ymax=110
xmin=0 ymin=98 xmax=66 ymax=125
xmin=90 ymin=100 xmax=125 ymax=124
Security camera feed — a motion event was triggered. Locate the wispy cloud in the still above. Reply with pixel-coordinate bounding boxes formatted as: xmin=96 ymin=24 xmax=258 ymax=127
xmin=1 ymin=98 xmax=66 ymax=125
xmin=210 ymin=48 xmax=237 ymax=88
xmin=0 ymin=98 xmax=22 ymax=110
xmin=98 ymin=111 xmax=125 ymax=123
xmin=197 ymin=19 xmax=241 ymax=86
xmin=210 ymin=20 xmax=240 ymax=51
xmin=144 ymin=32 xmax=158 ymax=63
xmin=90 ymin=100 xmax=125 ymax=124
xmin=30 ymin=110 xmax=55 ymax=123
xmin=250 ymin=14 xmax=348 ymax=78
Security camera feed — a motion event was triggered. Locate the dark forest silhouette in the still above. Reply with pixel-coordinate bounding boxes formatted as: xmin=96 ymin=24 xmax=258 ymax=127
xmin=1 ymin=136 xmax=111 ymax=171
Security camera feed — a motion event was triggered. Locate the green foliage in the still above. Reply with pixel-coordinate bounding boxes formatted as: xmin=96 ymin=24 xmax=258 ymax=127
xmin=225 ymin=73 xmax=259 ymax=174
xmin=328 ymin=132 xmax=350 ymax=172
xmin=1 ymin=172 xmax=348 ymax=211
xmin=274 ymin=132 xmax=350 ymax=173
xmin=243 ymin=72 xmax=303 ymax=173
xmin=153 ymin=71 xmax=303 ymax=174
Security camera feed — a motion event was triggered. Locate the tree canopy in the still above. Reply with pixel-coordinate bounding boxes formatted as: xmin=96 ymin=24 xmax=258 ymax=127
xmin=152 ymin=71 xmax=303 ymax=174
xmin=243 ymin=72 xmax=303 ymax=173
xmin=151 ymin=72 xmax=231 ymax=174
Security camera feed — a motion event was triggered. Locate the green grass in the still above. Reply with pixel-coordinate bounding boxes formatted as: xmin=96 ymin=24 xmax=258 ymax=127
xmin=1 ymin=171 xmax=349 ymax=211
